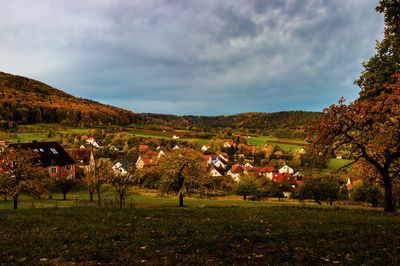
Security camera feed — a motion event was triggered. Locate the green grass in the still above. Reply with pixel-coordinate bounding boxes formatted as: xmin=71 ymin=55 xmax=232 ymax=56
xmin=127 ymin=130 xmax=171 ymax=138
xmin=0 ymin=203 xmax=399 ymax=264
xmin=6 ymin=133 xmax=51 ymax=143
xmin=248 ymin=136 xmax=277 ymax=146
xmin=328 ymin=159 xmax=353 ymax=169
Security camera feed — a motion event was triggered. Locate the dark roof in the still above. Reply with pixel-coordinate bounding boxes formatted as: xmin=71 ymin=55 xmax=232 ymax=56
xmin=8 ymin=141 xmax=75 ymax=167
xmin=65 ymin=148 xmax=93 ymax=165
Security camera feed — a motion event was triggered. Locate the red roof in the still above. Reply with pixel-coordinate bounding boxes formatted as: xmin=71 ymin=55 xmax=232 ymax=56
xmin=230 ymin=164 xmax=246 ymax=174
xmin=139 ymin=145 xmax=149 ymax=153
xmin=272 ymin=173 xmax=296 ymax=183
xmin=257 ymin=167 xmax=275 ymax=173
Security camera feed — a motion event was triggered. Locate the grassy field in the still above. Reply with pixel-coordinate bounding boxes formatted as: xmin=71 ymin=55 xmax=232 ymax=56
xmin=328 ymin=158 xmax=352 ymax=169
xmin=0 ymin=201 xmax=399 ymax=264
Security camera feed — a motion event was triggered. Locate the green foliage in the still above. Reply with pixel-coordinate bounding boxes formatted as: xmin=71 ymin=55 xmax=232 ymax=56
xmin=294 ymin=177 xmax=341 ymax=205
xmin=233 ymin=174 xmax=262 ymax=200
xmin=351 ymin=181 xmax=383 ymax=207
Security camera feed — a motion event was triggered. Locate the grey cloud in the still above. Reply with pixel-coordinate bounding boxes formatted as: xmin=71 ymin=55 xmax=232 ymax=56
xmin=0 ymin=0 xmax=383 ymax=115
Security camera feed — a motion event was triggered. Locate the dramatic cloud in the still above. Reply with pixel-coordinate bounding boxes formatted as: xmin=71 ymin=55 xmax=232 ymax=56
xmin=0 ymin=0 xmax=383 ymax=115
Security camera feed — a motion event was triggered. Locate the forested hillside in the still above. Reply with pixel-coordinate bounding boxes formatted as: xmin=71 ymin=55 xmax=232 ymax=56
xmin=0 ymin=72 xmax=137 ymax=128
xmin=136 ymin=111 xmax=321 ymax=130
xmin=0 ymin=72 xmax=320 ymax=131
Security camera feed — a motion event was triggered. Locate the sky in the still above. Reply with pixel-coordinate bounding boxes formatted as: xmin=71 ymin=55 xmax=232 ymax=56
xmin=0 ymin=0 xmax=384 ymax=116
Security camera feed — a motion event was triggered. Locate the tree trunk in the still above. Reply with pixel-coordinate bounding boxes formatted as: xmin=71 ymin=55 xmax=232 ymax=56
xmin=89 ymin=191 xmax=93 ymax=201
xmin=4 ymin=195 xmax=7 ymax=202
xmin=63 ymin=192 xmax=66 ymax=200
xmin=314 ymin=198 xmax=321 ymax=205
xmin=243 ymin=195 xmax=247 ymax=201
xmin=382 ymin=172 xmax=395 ymax=212
xmin=278 ymin=196 xmax=280 ymax=202
xmin=13 ymin=195 xmax=18 ymax=210
xmin=179 ymin=192 xmax=184 ymax=207
xmin=330 ymin=198 xmax=333 ymax=206
xmin=97 ymin=191 xmax=101 ymax=207
xmin=120 ymin=194 xmax=123 ymax=208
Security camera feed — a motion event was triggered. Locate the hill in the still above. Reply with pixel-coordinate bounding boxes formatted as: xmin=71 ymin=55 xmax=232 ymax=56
xmin=0 ymin=72 xmax=137 ymax=128
xmin=136 ymin=111 xmax=321 ymax=131
xmin=0 ymin=72 xmax=321 ymax=131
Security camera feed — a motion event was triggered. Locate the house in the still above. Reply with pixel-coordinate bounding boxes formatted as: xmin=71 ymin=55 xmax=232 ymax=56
xmin=336 ymin=154 xmax=343 ymax=159
xmin=271 ymin=173 xmax=303 ymax=189
xmin=209 ymin=166 xmax=223 ymax=177
xmin=86 ymin=137 xmax=96 ymax=145
xmin=139 ymin=145 xmax=149 ymax=154
xmin=112 ymin=156 xmax=138 ymax=175
xmin=136 ymin=156 xmax=157 ymax=169
xmin=279 ymin=164 xmax=294 ymax=174
xmin=85 ymin=137 xmax=106 ymax=149
xmin=65 ymin=148 xmax=96 ymax=177
xmin=218 ymin=153 xmax=229 ymax=162
xmin=173 ymin=144 xmax=185 ymax=150
xmin=8 ymin=141 xmax=76 ymax=180
xmin=256 ymin=167 xmax=275 ymax=178
xmin=223 ymin=139 xmax=234 ymax=148
xmin=172 ymin=135 xmax=180 ymax=139
xmin=214 ymin=159 xmax=226 ymax=169
xmin=227 ymin=164 xmax=247 ymax=182
xmin=201 ymin=145 xmax=210 ymax=152
xmin=204 ymin=154 xmax=218 ymax=165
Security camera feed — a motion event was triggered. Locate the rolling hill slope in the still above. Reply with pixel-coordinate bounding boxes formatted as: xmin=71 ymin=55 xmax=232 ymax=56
xmin=0 ymin=72 xmax=321 ymax=131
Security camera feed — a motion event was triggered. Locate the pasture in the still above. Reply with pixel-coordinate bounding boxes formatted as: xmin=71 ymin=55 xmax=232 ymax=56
xmin=0 ymin=199 xmax=399 ymax=265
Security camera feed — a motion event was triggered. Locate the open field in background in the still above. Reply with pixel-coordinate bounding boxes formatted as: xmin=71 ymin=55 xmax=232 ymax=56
xmin=328 ymin=159 xmax=353 ymax=169
xmin=0 ymin=200 xmax=399 ymax=264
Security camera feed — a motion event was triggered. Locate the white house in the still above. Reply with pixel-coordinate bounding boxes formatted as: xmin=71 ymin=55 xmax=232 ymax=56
xmin=201 ymin=145 xmax=210 ymax=152
xmin=227 ymin=164 xmax=247 ymax=182
xmin=214 ymin=159 xmax=226 ymax=169
xmin=279 ymin=164 xmax=294 ymax=174
xmin=209 ymin=166 xmax=223 ymax=177
xmin=173 ymin=135 xmax=180 ymax=139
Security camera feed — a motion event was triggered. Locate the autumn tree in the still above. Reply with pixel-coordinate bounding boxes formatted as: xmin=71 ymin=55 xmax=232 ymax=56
xmin=309 ymin=1 xmax=400 ymax=212
xmin=0 ymin=148 xmax=48 ymax=209
xmin=233 ymin=174 xmax=261 ymax=200
xmin=83 ymin=158 xmax=111 ymax=206
xmin=109 ymin=171 xmax=134 ymax=208
xmin=157 ymin=149 xmax=208 ymax=207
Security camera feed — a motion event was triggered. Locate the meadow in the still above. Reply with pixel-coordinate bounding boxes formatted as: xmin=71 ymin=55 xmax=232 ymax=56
xmin=0 ymin=196 xmax=399 ymax=264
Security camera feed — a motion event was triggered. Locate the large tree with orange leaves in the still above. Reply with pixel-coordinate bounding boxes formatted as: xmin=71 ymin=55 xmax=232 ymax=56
xmin=309 ymin=1 xmax=400 ymax=212
xmin=309 ymin=78 xmax=400 ymax=212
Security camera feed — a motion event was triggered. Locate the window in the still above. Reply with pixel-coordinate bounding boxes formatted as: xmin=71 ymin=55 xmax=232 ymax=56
xmin=50 ymin=148 xmax=58 ymax=154
xmin=66 ymin=165 xmax=72 ymax=171
xmin=50 ymin=167 xmax=57 ymax=173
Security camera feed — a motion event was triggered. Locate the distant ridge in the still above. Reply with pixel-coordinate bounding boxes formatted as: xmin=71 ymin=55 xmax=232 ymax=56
xmin=0 ymin=72 xmax=320 ymax=129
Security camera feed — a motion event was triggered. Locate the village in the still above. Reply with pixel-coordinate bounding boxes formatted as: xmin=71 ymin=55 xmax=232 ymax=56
xmin=0 ymin=131 xmax=359 ymax=207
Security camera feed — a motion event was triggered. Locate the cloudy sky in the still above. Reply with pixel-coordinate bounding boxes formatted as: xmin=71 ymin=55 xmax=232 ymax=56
xmin=0 ymin=0 xmax=384 ymax=115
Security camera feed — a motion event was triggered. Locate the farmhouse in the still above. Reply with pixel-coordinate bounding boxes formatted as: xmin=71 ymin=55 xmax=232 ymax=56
xmin=279 ymin=164 xmax=294 ymax=174
xmin=8 ymin=141 xmax=76 ymax=180
xmin=113 ymin=156 xmax=138 ymax=175
xmin=65 ymin=147 xmax=95 ymax=177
